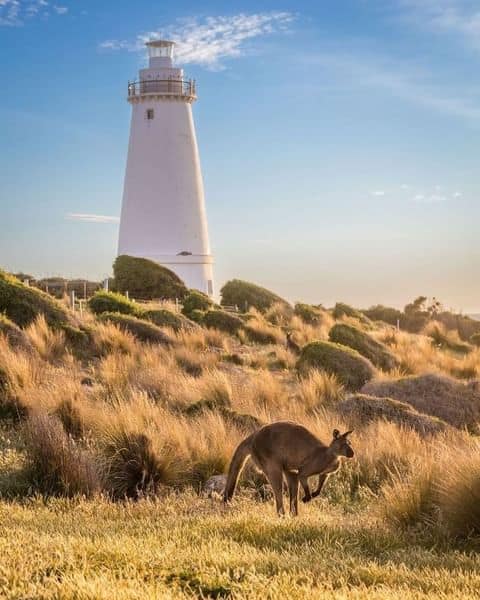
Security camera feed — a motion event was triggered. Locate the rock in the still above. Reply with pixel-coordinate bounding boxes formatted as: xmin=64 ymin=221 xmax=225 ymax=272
xmin=203 ymin=474 xmax=227 ymax=497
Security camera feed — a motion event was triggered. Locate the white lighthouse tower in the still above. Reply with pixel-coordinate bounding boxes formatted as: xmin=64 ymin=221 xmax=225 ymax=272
xmin=118 ymin=40 xmax=214 ymax=296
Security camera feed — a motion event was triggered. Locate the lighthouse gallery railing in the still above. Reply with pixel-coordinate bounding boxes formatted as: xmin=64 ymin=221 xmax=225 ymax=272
xmin=127 ymin=79 xmax=196 ymax=99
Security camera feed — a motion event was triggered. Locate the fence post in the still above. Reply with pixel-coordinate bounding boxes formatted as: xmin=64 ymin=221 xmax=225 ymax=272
xmin=125 ymin=291 xmax=129 ymax=300
xmin=103 ymin=278 xmax=109 ymax=292
xmin=71 ymin=290 xmax=76 ymax=312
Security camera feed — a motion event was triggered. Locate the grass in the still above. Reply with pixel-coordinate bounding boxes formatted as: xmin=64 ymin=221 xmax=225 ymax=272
xmin=2 ymin=279 xmax=480 ymax=598
xmin=1 ymin=494 xmax=480 ymax=599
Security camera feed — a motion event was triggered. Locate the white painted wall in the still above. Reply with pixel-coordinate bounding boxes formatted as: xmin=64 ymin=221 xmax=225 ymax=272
xmin=118 ymin=49 xmax=214 ymax=296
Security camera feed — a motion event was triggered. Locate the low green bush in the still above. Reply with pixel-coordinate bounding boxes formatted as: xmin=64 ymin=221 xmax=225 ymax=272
xmin=188 ymin=309 xmax=206 ymax=324
xmin=113 ymin=255 xmax=187 ymax=301
xmin=0 ymin=270 xmax=71 ymax=328
xmin=329 ymin=323 xmax=399 ymax=371
xmin=97 ymin=313 xmax=173 ymax=345
xmin=88 ymin=291 xmax=140 ymax=316
xmin=203 ymin=310 xmax=244 ymax=334
xmin=297 ymin=340 xmax=375 ymax=391
xmin=332 ymin=302 xmax=371 ymax=326
xmin=143 ymin=309 xmax=196 ymax=332
xmin=220 ymin=279 xmax=290 ymax=313
xmin=182 ymin=290 xmax=213 ymax=316
xmin=294 ymin=303 xmax=324 ymax=325
xmin=361 ymin=305 xmax=402 ymax=327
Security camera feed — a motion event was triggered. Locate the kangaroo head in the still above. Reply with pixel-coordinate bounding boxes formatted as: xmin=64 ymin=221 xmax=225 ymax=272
xmin=330 ymin=429 xmax=354 ymax=458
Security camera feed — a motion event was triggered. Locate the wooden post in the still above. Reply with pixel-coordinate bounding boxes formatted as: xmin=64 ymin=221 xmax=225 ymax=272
xmin=71 ymin=290 xmax=76 ymax=312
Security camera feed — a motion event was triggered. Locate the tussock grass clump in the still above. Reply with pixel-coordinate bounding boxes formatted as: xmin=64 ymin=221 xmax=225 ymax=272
xmin=298 ymin=341 xmax=375 ymax=391
xmin=0 ymin=269 xmax=72 ymax=328
xmin=97 ymin=312 xmax=174 ymax=345
xmin=0 ymin=338 xmax=42 ymax=420
xmin=423 ymin=321 xmax=472 ymax=355
xmin=88 ymin=290 xmax=140 ymax=316
xmin=23 ymin=413 xmax=100 ymax=497
xmin=297 ymin=370 xmax=344 ymax=410
xmin=329 ymin=323 xmax=399 ymax=371
xmin=203 ymin=309 xmax=244 ymax=334
xmin=25 ymin=315 xmax=66 ymax=362
xmin=100 ymin=426 xmax=182 ymax=499
xmin=379 ymin=458 xmax=439 ymax=528
xmin=264 ymin=302 xmax=294 ymax=325
xmin=337 ymin=394 xmax=448 ymax=435
xmin=244 ymin=318 xmax=285 ymax=345
xmin=436 ymin=444 xmax=480 ymax=538
xmin=0 ymin=314 xmax=32 ymax=352
xmin=363 ymin=373 xmax=480 ymax=433
xmin=220 ymin=279 xmax=290 ymax=313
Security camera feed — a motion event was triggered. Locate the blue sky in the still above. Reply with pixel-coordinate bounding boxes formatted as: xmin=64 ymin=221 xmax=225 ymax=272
xmin=0 ymin=1 xmax=479 ymax=310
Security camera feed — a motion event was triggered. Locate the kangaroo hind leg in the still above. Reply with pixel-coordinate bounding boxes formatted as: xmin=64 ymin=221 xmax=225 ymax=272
xmin=285 ymin=471 xmax=299 ymax=516
xmin=262 ymin=462 xmax=285 ymax=516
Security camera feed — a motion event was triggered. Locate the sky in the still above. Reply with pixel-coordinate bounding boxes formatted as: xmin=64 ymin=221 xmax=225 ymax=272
xmin=0 ymin=0 xmax=479 ymax=311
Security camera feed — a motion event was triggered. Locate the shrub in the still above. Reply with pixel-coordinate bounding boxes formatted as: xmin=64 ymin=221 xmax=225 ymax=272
xmin=332 ymin=302 xmax=371 ymax=326
xmin=329 ymin=323 xmax=399 ymax=371
xmin=471 ymin=332 xmax=480 ymax=347
xmin=144 ymin=308 xmax=196 ymax=332
xmin=88 ymin=291 xmax=140 ymax=316
xmin=203 ymin=310 xmax=244 ymax=335
xmin=188 ymin=309 xmax=206 ymax=324
xmin=97 ymin=313 xmax=173 ymax=345
xmin=0 ymin=314 xmax=32 ymax=352
xmin=362 ymin=373 xmax=480 ymax=433
xmin=337 ymin=394 xmax=448 ymax=435
xmin=220 ymin=279 xmax=290 ymax=313
xmin=297 ymin=341 xmax=375 ymax=391
xmin=23 ymin=414 xmax=99 ymax=497
xmin=182 ymin=290 xmax=213 ymax=316
xmin=0 ymin=269 xmax=71 ymax=328
xmin=294 ymin=303 xmax=324 ymax=325
xmin=113 ymin=255 xmax=187 ymax=301
xmin=361 ymin=304 xmax=402 ymax=327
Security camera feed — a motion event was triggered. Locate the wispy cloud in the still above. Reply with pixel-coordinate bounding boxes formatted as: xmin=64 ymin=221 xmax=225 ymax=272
xmin=66 ymin=213 xmax=119 ymax=224
xmin=100 ymin=12 xmax=294 ymax=69
xmin=397 ymin=1 xmax=480 ymax=51
xmin=310 ymin=50 xmax=480 ymax=123
xmin=371 ymin=190 xmax=386 ymax=197
xmin=0 ymin=0 xmax=67 ymax=26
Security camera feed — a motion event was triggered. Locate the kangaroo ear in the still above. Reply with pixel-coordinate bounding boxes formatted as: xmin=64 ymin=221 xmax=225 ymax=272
xmin=332 ymin=429 xmax=340 ymax=439
xmin=342 ymin=430 xmax=354 ymax=438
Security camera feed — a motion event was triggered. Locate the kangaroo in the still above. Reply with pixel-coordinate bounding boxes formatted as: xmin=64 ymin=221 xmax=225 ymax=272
xmin=286 ymin=331 xmax=301 ymax=354
xmin=223 ymin=422 xmax=354 ymax=516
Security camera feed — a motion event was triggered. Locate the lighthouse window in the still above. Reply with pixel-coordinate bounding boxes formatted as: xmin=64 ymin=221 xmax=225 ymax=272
xmin=146 ymin=109 xmax=154 ymax=120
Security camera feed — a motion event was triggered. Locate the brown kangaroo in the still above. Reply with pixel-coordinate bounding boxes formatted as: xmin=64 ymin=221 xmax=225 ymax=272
xmin=223 ymin=421 xmax=354 ymax=516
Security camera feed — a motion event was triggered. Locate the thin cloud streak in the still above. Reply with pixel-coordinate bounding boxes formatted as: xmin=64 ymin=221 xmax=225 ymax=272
xmin=397 ymin=0 xmax=480 ymax=51
xmin=100 ymin=12 xmax=295 ymax=69
xmin=66 ymin=213 xmax=120 ymax=224
xmin=310 ymin=50 xmax=480 ymax=123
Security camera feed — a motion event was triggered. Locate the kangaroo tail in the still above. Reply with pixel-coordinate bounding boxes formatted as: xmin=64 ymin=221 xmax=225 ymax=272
xmin=223 ymin=434 xmax=254 ymax=503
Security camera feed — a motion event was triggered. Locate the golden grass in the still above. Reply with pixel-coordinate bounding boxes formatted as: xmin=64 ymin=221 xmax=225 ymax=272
xmin=2 ymin=305 xmax=480 ymax=597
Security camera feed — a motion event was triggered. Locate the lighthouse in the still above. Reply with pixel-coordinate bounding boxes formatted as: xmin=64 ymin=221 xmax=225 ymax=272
xmin=118 ymin=40 xmax=214 ymax=296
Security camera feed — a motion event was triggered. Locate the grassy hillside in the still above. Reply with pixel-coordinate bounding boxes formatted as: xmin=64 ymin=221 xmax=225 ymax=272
xmin=1 ymin=277 xmax=480 ymax=598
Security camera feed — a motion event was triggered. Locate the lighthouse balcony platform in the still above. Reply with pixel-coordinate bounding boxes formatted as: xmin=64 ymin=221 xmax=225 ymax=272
xmin=127 ymin=79 xmax=196 ymax=102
